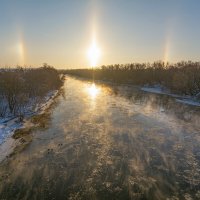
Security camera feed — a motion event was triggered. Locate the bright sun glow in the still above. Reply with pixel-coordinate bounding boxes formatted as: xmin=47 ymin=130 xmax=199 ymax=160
xmin=87 ymin=40 xmax=101 ymax=67
xmin=87 ymin=83 xmax=100 ymax=99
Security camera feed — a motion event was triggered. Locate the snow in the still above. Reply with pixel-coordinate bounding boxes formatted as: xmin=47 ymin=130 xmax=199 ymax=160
xmin=176 ymin=99 xmax=200 ymax=107
xmin=141 ymin=85 xmax=180 ymax=98
xmin=0 ymin=90 xmax=58 ymax=162
xmin=141 ymin=86 xmax=163 ymax=94
xmin=196 ymin=92 xmax=200 ymax=99
xmin=141 ymin=85 xmax=200 ymax=107
xmin=0 ymin=137 xmax=19 ymax=162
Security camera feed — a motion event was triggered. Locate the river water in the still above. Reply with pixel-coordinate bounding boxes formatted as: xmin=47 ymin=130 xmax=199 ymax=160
xmin=0 ymin=76 xmax=200 ymax=200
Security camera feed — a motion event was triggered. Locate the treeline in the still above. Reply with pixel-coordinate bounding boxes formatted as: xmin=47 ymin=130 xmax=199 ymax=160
xmin=63 ymin=61 xmax=200 ymax=96
xmin=0 ymin=64 xmax=64 ymax=119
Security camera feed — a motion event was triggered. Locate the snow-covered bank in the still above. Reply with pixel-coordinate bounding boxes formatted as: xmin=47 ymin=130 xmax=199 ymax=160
xmin=141 ymin=85 xmax=200 ymax=107
xmin=0 ymin=90 xmax=59 ymax=162
xmin=72 ymin=75 xmax=200 ymax=107
xmin=175 ymin=99 xmax=200 ymax=106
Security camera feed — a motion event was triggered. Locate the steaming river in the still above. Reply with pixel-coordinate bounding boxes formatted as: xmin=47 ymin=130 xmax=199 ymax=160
xmin=0 ymin=76 xmax=200 ymax=200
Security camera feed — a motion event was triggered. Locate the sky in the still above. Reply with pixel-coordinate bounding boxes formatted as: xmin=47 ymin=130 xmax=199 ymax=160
xmin=0 ymin=0 xmax=200 ymax=68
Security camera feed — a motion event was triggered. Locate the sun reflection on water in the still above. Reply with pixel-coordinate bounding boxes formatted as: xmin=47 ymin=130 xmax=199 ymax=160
xmin=87 ymin=83 xmax=100 ymax=99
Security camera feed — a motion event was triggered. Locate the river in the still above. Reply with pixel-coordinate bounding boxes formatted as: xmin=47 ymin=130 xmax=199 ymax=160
xmin=0 ymin=76 xmax=200 ymax=200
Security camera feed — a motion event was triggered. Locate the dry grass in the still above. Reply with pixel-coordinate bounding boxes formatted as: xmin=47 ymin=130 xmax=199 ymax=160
xmin=12 ymin=128 xmax=32 ymax=139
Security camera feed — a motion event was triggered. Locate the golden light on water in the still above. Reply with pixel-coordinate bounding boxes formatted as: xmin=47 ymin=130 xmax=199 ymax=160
xmin=87 ymin=39 xmax=101 ymax=67
xmin=87 ymin=83 xmax=100 ymax=99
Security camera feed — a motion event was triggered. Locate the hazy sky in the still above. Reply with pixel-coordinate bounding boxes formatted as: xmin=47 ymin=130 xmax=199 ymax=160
xmin=0 ymin=0 xmax=200 ymax=68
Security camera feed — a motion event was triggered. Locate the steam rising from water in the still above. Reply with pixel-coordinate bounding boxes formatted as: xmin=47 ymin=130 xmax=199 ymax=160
xmin=0 ymin=77 xmax=200 ymax=199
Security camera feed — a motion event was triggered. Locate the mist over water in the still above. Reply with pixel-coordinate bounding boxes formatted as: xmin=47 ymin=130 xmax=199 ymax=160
xmin=0 ymin=76 xmax=200 ymax=200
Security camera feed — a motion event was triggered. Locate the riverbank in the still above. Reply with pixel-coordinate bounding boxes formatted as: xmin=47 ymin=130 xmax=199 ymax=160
xmin=0 ymin=89 xmax=60 ymax=162
xmin=67 ymin=74 xmax=200 ymax=107
xmin=141 ymin=85 xmax=200 ymax=107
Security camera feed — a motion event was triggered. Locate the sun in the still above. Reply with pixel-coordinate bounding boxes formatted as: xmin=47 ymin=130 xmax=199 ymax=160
xmin=87 ymin=40 xmax=101 ymax=67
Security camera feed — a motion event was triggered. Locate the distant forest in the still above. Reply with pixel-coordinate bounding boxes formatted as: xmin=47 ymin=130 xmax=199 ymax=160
xmin=62 ymin=61 xmax=200 ymax=97
xmin=0 ymin=64 xmax=63 ymax=119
